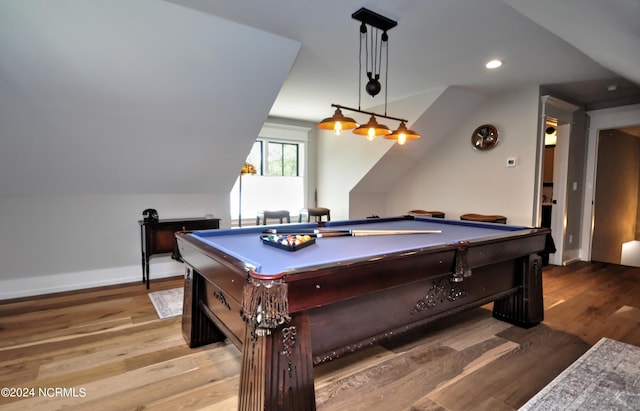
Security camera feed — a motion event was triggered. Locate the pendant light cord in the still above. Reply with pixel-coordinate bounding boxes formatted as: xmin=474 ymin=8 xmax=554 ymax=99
xmin=359 ymin=24 xmax=390 ymax=114
xmin=384 ymin=33 xmax=388 ymax=116
xmin=358 ymin=24 xmax=365 ymax=110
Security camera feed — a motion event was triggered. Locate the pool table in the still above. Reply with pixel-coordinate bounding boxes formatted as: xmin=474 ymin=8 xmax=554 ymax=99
xmin=176 ymin=216 xmax=550 ymax=410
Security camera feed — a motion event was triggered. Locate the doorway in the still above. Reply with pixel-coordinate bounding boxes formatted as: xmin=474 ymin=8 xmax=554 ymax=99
xmin=581 ymin=104 xmax=640 ymax=263
xmin=539 ymin=96 xmax=579 ymax=266
xmin=590 ymin=127 xmax=640 ymax=264
xmin=540 ymin=119 xmax=556 ymax=265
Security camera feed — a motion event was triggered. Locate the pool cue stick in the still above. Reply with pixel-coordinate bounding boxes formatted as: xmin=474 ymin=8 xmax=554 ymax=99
xmin=350 ymin=229 xmax=441 ymax=236
xmin=262 ymin=228 xmax=441 ymax=237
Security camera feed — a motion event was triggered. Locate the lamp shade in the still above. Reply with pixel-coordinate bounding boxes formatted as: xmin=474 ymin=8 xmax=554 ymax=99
xmin=545 ymin=126 xmax=557 ymax=146
xmin=385 ymin=121 xmax=421 ymax=145
xmin=352 ymin=115 xmax=391 ymax=140
xmin=240 ymin=162 xmax=256 ymax=176
xmin=317 ymin=108 xmax=358 ymax=135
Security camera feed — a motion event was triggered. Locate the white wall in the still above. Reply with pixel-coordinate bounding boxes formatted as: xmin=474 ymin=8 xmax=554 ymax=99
xmin=349 ymin=87 xmax=487 ymax=218
xmin=0 ymin=1 xmax=300 ymax=299
xmin=0 ymin=193 xmax=226 ymax=299
xmin=385 ymin=87 xmax=541 ymax=225
xmin=316 ymin=87 xmax=540 ymax=225
xmin=316 ymin=130 xmax=394 ymax=221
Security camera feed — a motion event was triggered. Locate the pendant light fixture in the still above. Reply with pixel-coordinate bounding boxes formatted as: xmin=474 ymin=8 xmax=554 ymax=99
xmin=317 ymin=107 xmax=358 ymax=135
xmin=385 ymin=121 xmax=421 ymax=145
xmin=353 ymin=115 xmax=390 ymax=141
xmin=317 ymin=7 xmax=421 ymax=144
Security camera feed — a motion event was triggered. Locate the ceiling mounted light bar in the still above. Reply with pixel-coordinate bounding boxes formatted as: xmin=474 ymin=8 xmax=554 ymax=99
xmin=317 ymin=8 xmax=421 ymax=144
xmin=330 ymin=103 xmax=407 ymax=124
xmin=318 ymin=104 xmax=418 ymax=144
xmin=351 ymin=7 xmax=397 ymax=32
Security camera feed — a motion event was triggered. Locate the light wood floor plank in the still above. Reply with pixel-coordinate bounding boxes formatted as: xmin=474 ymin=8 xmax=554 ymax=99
xmin=0 ymin=262 xmax=638 ymax=410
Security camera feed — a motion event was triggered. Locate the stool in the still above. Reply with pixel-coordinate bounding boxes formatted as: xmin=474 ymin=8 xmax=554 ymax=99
xmin=460 ymin=213 xmax=507 ymax=224
xmin=257 ymin=210 xmax=291 ymax=225
xmin=299 ymin=207 xmax=331 ymax=222
xmin=408 ymin=209 xmax=445 ymax=218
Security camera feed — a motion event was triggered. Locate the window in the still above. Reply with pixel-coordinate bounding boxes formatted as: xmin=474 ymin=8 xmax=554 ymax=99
xmin=230 ymin=123 xmax=310 ymax=225
xmin=244 ymin=140 xmax=300 ymax=177
xmin=268 ymin=142 xmax=299 ymax=176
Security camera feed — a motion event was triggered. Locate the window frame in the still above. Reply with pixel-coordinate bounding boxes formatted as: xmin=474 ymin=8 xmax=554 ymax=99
xmin=230 ymin=122 xmax=311 ymax=225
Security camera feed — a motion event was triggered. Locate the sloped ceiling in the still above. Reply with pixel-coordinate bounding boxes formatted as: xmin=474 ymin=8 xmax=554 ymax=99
xmin=503 ymin=0 xmax=640 ymax=110
xmin=503 ymin=0 xmax=640 ymax=86
xmin=0 ymin=0 xmax=300 ymax=194
xmin=1 ymin=0 xmax=639 ymax=196
xmin=169 ymin=0 xmax=640 ymax=124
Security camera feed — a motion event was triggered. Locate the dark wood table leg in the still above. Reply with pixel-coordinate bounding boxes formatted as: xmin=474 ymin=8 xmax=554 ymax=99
xmin=239 ymin=313 xmax=316 ymax=411
xmin=493 ymin=253 xmax=543 ymax=327
xmin=182 ymin=267 xmax=227 ymax=347
xmin=140 ymin=225 xmax=146 ymax=285
xmin=141 ymin=252 xmax=146 ymax=285
xmin=145 ymin=255 xmax=150 ymax=289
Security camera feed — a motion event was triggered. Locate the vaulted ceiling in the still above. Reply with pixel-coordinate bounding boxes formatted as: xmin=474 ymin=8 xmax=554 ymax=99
xmin=168 ymin=0 xmax=640 ymax=120
xmin=1 ymin=0 xmax=639 ymax=195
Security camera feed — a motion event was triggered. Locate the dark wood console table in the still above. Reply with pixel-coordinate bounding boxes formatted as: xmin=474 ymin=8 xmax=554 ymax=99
xmin=138 ymin=217 xmax=220 ymax=288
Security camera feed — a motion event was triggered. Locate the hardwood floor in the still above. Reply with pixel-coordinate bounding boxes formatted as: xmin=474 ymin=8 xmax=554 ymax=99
xmin=0 ymin=261 xmax=639 ymax=410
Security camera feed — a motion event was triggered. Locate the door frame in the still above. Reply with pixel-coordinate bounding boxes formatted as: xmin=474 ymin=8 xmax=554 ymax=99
xmin=538 ymin=96 xmax=578 ymax=266
xmin=581 ymin=104 xmax=640 ymax=261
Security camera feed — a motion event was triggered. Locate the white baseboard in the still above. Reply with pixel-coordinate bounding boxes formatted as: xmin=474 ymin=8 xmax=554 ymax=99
xmin=0 ymin=260 xmax=184 ymax=300
xmin=562 ymin=249 xmax=581 ymax=265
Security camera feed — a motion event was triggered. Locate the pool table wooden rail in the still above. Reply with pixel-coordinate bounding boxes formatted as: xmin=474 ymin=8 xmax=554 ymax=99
xmin=176 ymin=219 xmax=548 ymax=410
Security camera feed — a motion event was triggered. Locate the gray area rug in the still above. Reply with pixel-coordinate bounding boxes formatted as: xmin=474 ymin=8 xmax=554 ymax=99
xmin=148 ymin=287 xmax=184 ymax=319
xmin=520 ymin=337 xmax=640 ymax=410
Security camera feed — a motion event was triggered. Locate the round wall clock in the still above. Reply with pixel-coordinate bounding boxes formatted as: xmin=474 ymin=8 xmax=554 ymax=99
xmin=471 ymin=124 xmax=499 ymax=151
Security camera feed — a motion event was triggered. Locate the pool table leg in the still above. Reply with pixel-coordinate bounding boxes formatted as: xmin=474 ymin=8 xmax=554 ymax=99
xmin=181 ymin=267 xmax=227 ymax=348
xmin=493 ymin=253 xmax=544 ymax=328
xmin=239 ymin=313 xmax=316 ymax=411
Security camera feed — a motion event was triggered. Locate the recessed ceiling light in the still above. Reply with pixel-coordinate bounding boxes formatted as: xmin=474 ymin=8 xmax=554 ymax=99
xmin=485 ymin=59 xmax=503 ymax=69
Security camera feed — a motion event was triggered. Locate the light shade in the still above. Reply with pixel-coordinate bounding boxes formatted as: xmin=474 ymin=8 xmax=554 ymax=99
xmin=241 ymin=162 xmax=256 ymax=176
xmin=385 ymin=121 xmax=421 ymax=145
xmin=317 ymin=108 xmax=358 ymax=135
xmin=545 ymin=132 xmax=557 ymax=146
xmin=545 ymin=126 xmax=557 ymax=146
xmin=352 ymin=115 xmax=391 ymax=141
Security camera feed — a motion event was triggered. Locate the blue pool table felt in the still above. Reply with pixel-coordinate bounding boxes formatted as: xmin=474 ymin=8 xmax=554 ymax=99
xmin=188 ymin=218 xmax=531 ymax=276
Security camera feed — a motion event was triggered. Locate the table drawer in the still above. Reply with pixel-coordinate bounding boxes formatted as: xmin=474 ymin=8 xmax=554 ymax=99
xmin=202 ymin=279 xmax=245 ymax=345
